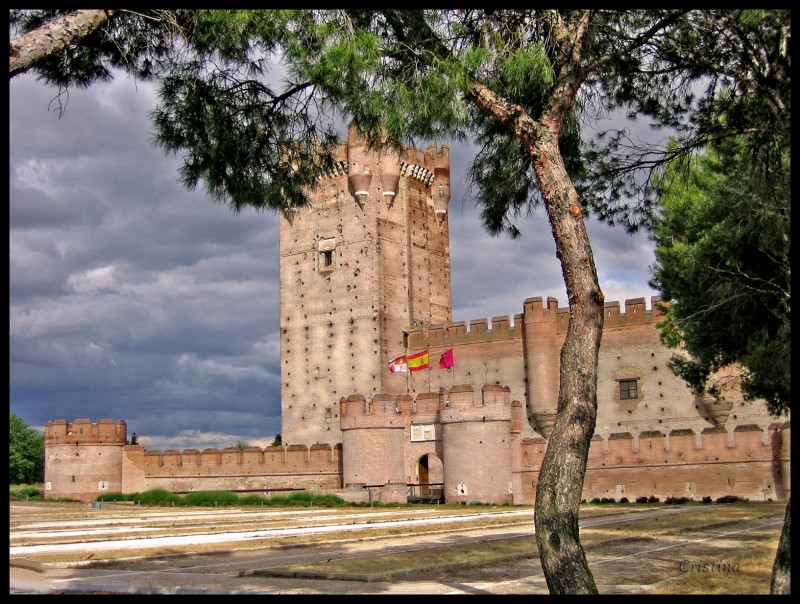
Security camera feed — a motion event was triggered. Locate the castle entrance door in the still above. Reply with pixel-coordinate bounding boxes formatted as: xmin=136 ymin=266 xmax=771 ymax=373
xmin=417 ymin=453 xmax=444 ymax=498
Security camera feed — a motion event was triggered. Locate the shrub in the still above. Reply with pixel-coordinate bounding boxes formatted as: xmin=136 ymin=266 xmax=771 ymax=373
xmin=183 ymin=490 xmax=239 ymax=506
xmin=716 ymin=495 xmax=746 ymax=503
xmin=636 ymin=496 xmax=649 ymax=503
xmin=619 ymin=497 xmax=629 ymax=503
xmin=701 ymin=496 xmax=713 ymax=504
xmin=665 ymin=496 xmax=690 ymax=504
xmin=9 ymin=485 xmax=41 ymax=500
xmin=133 ymin=488 xmax=183 ymax=505
xmin=648 ymin=496 xmax=660 ymax=503
xmin=264 ymin=491 xmax=345 ymax=507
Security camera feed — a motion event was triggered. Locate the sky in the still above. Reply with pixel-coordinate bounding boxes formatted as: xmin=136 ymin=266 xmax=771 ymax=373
xmin=9 ymin=71 xmax=660 ymax=451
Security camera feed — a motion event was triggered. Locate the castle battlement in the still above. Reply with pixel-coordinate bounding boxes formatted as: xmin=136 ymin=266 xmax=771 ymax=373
xmin=409 ymin=295 xmax=664 ymax=350
xmin=136 ymin=442 xmax=340 ymax=469
xmin=340 ymin=393 xmax=406 ymax=431
xmin=522 ymin=422 xmax=790 ymax=468
xmin=522 ymin=295 xmax=665 ymax=332
xmin=407 ymin=315 xmax=523 ymax=348
xmin=402 ymin=143 xmax=450 ymax=176
xmin=603 ymin=296 xmax=665 ymax=328
xmin=440 ymin=384 xmax=513 ymax=424
xmin=338 ymin=385 xmax=515 ymax=428
xmin=45 ymin=418 xmax=127 ymax=445
xmin=311 ymin=124 xmax=451 ymax=212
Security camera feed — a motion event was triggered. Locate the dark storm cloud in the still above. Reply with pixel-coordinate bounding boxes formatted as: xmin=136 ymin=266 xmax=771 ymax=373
xmin=10 ymin=75 xmax=283 ymax=450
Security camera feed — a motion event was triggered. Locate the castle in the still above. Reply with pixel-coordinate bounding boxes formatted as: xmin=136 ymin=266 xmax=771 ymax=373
xmin=44 ymin=126 xmax=790 ymax=504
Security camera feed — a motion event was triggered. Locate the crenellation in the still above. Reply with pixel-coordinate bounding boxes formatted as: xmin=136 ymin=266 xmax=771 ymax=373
xmin=397 ymin=394 xmax=414 ymax=415
xmin=603 ymin=296 xmax=665 ymax=329
xmin=414 ymin=392 xmax=441 ymax=417
xmin=408 ymin=315 xmax=523 ymax=350
xmin=340 ymin=393 xmax=407 ymax=431
xmin=491 ymin=315 xmax=510 ymax=332
xmin=523 ymin=296 xmax=559 ymax=321
xmin=469 ymin=318 xmax=488 ymax=335
xmin=162 ymin=451 xmax=182 ymax=467
xmin=521 ymin=295 xmax=667 ymax=333
xmin=200 ymin=449 xmax=221 ymax=465
xmin=45 ymin=418 xmax=127 ymax=445
xmin=481 ymin=383 xmax=511 ymax=405
xmin=403 ymin=146 xmax=426 ymax=167
xmin=144 ymin=450 xmax=164 ymax=467
xmin=424 ymin=325 xmax=447 ymax=347
xmin=440 ymin=384 xmax=512 ymax=424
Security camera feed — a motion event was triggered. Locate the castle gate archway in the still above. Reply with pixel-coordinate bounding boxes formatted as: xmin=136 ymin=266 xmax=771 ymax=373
xmin=415 ymin=453 xmax=444 ymax=500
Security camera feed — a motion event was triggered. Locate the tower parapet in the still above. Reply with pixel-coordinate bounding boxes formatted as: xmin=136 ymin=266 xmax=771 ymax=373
xmin=521 ymin=296 xmax=665 ymax=335
xmin=340 ymin=393 xmax=406 ymax=430
xmin=439 ymin=384 xmax=512 ymax=424
xmin=45 ymin=418 xmax=127 ymax=445
xmin=315 ymin=123 xmax=450 ymax=215
xmin=407 ymin=315 xmax=523 ymax=349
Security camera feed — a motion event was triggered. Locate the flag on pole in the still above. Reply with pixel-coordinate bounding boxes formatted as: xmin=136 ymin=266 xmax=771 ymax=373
xmin=439 ymin=348 xmax=454 ymax=369
xmin=388 ymin=355 xmax=409 ymax=373
xmin=407 ymin=350 xmax=430 ymax=371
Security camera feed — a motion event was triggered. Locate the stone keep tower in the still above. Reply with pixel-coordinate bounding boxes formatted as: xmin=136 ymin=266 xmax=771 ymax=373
xmin=279 ymin=125 xmax=452 ymax=445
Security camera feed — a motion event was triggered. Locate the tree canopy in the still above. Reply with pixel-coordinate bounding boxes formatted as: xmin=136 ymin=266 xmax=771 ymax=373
xmin=650 ymin=136 xmax=790 ymax=416
xmin=10 ymin=412 xmax=45 ymax=485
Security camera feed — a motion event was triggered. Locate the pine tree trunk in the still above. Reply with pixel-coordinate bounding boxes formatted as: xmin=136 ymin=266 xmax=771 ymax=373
xmin=770 ymin=499 xmax=791 ymax=594
xmin=9 ymin=10 xmax=114 ymax=79
xmin=531 ymin=129 xmax=603 ymax=595
xmin=468 ymin=10 xmax=602 ymax=594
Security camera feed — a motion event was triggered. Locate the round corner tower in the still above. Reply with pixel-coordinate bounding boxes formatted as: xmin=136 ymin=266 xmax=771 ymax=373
xmin=44 ymin=418 xmax=127 ymax=502
xmin=279 ymin=125 xmax=452 ymax=446
xmin=340 ymin=393 xmax=406 ymax=501
xmin=439 ymin=384 xmax=514 ymax=504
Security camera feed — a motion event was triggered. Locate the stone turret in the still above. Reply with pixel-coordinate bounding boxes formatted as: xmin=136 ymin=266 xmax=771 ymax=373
xmin=44 ymin=419 xmax=127 ymax=501
xmin=439 ymin=384 xmax=513 ymax=504
xmin=522 ymin=297 xmax=560 ymax=437
xmin=340 ymin=393 xmax=406 ymax=502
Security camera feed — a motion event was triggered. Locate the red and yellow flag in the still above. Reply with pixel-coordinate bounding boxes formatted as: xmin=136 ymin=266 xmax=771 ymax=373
xmin=407 ymin=350 xmax=429 ymax=371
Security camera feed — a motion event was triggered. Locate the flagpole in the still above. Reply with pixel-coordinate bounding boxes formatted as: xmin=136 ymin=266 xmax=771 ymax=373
xmin=428 ymin=361 xmax=431 ymax=392
xmin=405 ymin=344 xmax=410 ymax=393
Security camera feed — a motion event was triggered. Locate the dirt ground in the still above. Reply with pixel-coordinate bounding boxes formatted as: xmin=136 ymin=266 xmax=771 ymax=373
xmin=10 ymin=500 xmax=785 ymax=595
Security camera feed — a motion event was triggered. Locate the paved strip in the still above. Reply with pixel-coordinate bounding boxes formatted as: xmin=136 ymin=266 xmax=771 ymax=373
xmin=10 ymin=508 xmax=534 ymax=556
